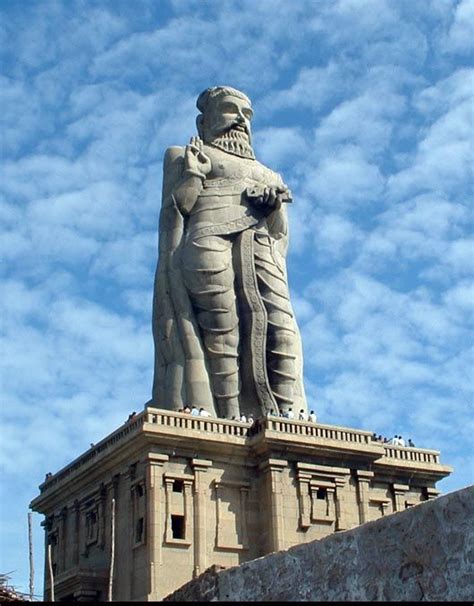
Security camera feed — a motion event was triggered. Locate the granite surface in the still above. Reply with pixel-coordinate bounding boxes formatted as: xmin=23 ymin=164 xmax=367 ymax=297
xmin=164 ymin=485 xmax=474 ymax=602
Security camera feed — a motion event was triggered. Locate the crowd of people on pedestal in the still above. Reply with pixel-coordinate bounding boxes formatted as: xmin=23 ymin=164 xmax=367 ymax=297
xmin=172 ymin=405 xmax=319 ymax=425
xmin=371 ymin=433 xmax=415 ymax=447
xmin=123 ymin=409 xmax=416 ymax=449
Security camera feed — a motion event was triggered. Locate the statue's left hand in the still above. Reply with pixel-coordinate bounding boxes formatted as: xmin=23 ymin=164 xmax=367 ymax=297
xmin=247 ymin=186 xmax=292 ymax=211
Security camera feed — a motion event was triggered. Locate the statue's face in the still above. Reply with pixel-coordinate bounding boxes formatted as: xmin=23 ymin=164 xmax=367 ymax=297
xmin=204 ymin=94 xmax=253 ymax=143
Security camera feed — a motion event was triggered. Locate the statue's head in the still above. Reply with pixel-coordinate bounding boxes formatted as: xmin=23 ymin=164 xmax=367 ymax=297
xmin=196 ymin=86 xmax=255 ymax=159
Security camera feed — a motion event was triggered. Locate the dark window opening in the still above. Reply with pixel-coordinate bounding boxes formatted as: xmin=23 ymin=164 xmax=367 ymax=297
xmin=135 ymin=517 xmax=144 ymax=543
xmin=316 ymin=487 xmax=327 ymax=500
xmin=171 ymin=514 xmax=185 ymax=539
xmin=136 ymin=484 xmax=144 ymax=497
xmin=173 ymin=480 xmax=184 ymax=493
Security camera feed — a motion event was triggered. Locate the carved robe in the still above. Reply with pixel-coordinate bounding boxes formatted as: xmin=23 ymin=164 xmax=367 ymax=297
xmin=152 ymin=144 xmax=306 ymax=417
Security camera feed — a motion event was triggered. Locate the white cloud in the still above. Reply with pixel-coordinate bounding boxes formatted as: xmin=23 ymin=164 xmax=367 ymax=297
xmin=258 ymin=62 xmax=351 ymax=114
xmin=314 ymin=90 xmax=406 ymax=158
xmin=90 ymin=232 xmax=157 ymax=285
xmin=443 ymin=0 xmax=474 ymax=55
xmin=444 ymin=238 xmax=474 ymax=276
xmin=290 ymin=291 xmax=316 ymax=324
xmin=388 ymin=69 xmax=473 ymax=201
xmin=27 ymin=182 xmax=134 ymax=238
xmin=353 ymin=194 xmax=470 ymax=274
xmin=302 ymin=145 xmax=385 ymax=209
xmin=310 ymin=0 xmax=429 ymax=69
xmin=254 ymin=127 xmax=309 ymax=171
xmin=312 ymin=213 xmax=363 ymax=262
xmin=413 ymin=68 xmax=473 ymax=115
xmin=443 ymin=280 xmax=474 ymax=321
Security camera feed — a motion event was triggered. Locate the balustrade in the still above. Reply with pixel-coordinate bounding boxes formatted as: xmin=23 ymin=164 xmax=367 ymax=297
xmin=383 ymin=445 xmax=439 ymax=464
xmin=41 ymin=408 xmax=441 ymax=493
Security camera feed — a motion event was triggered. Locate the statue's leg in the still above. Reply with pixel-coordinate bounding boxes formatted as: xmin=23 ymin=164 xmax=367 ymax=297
xmin=182 ymin=235 xmax=240 ymax=419
xmin=254 ymin=232 xmax=296 ymax=414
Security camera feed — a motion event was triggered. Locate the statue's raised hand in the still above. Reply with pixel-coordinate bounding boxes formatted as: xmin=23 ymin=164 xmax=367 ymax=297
xmin=184 ymin=136 xmax=212 ymax=180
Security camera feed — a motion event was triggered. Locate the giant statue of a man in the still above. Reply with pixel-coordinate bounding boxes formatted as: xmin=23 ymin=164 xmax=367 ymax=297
xmin=152 ymin=86 xmax=307 ymax=419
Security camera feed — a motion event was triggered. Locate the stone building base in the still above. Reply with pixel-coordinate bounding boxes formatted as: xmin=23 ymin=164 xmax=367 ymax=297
xmin=31 ymin=408 xmax=452 ymax=601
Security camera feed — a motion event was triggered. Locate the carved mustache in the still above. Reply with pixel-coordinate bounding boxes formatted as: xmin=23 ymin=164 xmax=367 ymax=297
xmin=222 ymin=122 xmax=250 ymax=139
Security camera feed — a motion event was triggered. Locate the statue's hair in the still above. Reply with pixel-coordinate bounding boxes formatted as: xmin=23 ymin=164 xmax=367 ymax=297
xmin=196 ymin=86 xmax=251 ymax=114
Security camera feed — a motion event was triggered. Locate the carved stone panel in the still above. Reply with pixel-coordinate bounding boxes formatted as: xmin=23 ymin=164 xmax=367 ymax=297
xmin=214 ymin=480 xmax=249 ymax=551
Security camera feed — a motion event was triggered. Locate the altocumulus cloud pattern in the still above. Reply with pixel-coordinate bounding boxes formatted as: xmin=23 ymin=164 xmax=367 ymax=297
xmin=1 ymin=0 xmax=473 ymax=595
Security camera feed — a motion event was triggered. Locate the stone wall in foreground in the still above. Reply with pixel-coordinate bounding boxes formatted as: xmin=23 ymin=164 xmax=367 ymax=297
xmin=165 ymin=485 xmax=474 ymax=602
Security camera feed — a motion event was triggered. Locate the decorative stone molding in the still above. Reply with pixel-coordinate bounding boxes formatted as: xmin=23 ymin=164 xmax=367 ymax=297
xmin=83 ymin=502 xmax=99 ymax=549
xmin=392 ymin=483 xmax=409 ymax=512
xmin=214 ymin=480 xmax=250 ymax=551
xmin=310 ymin=482 xmax=336 ymax=523
xmin=163 ymin=473 xmax=194 ymax=546
xmin=424 ymin=487 xmax=440 ymax=500
xmin=296 ymin=463 xmax=350 ymax=531
xmin=369 ymin=497 xmax=391 ymax=517
xmin=130 ymin=478 xmax=147 ymax=548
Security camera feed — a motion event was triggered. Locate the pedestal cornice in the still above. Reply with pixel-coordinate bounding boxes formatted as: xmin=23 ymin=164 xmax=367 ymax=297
xmin=30 ymin=407 xmax=452 ymax=514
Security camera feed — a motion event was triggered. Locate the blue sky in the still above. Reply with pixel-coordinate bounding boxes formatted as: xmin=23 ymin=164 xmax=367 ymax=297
xmin=1 ymin=0 xmax=473 ymax=596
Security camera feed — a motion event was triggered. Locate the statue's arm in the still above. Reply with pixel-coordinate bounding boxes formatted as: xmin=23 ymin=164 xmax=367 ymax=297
xmin=266 ymin=173 xmax=289 ymax=240
xmin=163 ymin=146 xmax=201 ymax=215
xmin=173 ymin=175 xmax=204 ymax=215
xmin=165 ymin=137 xmax=212 ymax=215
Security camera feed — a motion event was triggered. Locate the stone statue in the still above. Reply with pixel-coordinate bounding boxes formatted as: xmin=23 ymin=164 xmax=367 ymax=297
xmin=152 ymin=86 xmax=307 ymax=419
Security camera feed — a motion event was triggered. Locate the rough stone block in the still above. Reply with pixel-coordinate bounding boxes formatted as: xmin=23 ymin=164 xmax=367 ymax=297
xmin=164 ymin=486 xmax=474 ymax=602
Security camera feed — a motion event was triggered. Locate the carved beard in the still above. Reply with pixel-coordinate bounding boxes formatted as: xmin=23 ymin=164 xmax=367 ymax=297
xmin=209 ymin=128 xmax=255 ymax=160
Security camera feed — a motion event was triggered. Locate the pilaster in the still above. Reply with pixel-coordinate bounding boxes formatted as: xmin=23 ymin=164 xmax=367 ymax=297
xmin=98 ymin=484 xmax=106 ymax=549
xmin=72 ymin=500 xmax=80 ymax=566
xmin=146 ymin=453 xmax=168 ymax=600
xmin=259 ymin=459 xmax=288 ymax=552
xmin=296 ymin=471 xmax=312 ymax=529
xmin=191 ymin=458 xmax=212 ymax=578
xmin=356 ymin=470 xmax=374 ymax=524
xmin=59 ymin=507 xmax=67 ymax=572
xmin=334 ymin=476 xmax=348 ymax=530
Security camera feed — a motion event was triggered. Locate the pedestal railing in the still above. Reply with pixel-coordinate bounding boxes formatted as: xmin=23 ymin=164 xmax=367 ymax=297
xmin=39 ymin=408 xmax=442 ymax=493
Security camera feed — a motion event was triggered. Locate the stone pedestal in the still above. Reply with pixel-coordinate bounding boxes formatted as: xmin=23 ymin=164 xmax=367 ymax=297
xmin=31 ymin=408 xmax=452 ymax=601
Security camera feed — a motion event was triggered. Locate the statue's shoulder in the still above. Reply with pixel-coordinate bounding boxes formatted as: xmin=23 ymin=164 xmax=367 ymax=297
xmin=164 ymin=145 xmax=185 ymax=166
xmin=162 ymin=146 xmax=185 ymax=199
